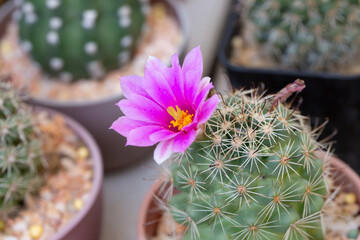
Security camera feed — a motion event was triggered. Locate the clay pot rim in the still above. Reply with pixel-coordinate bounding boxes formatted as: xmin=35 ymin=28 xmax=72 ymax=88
xmin=137 ymin=153 xmax=360 ymax=240
xmin=138 ymin=178 xmax=164 ymax=240
xmin=0 ymin=0 xmax=189 ymax=108
xmin=33 ymin=106 xmax=103 ymax=240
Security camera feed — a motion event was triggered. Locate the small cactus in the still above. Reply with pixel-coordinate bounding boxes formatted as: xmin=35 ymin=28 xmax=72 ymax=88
xmin=0 ymin=83 xmax=43 ymax=216
xmin=243 ymin=0 xmax=360 ymax=71
xmin=17 ymin=0 xmax=146 ymax=81
xmin=165 ymin=82 xmax=330 ymax=239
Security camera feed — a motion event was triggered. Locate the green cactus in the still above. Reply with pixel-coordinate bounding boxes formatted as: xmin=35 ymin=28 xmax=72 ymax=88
xmin=165 ymin=86 xmax=330 ymax=240
xmin=0 ymin=83 xmax=43 ymax=216
xmin=16 ymin=0 xmax=146 ymax=81
xmin=243 ymin=0 xmax=360 ymax=71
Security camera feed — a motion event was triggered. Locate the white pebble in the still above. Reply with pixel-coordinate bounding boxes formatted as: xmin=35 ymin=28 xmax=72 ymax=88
xmin=61 ymin=157 xmax=75 ymax=170
xmin=55 ymin=202 xmax=66 ymax=213
xmin=82 ymin=10 xmax=97 ymax=29
xmin=46 ymin=31 xmax=59 ymax=45
xmin=50 ymin=57 xmax=64 ymax=70
xmin=41 ymin=190 xmax=52 ymax=201
xmin=4 ymin=237 xmax=17 ymax=240
xmin=12 ymin=221 xmax=27 ymax=232
xmin=49 ymin=17 xmax=63 ymax=29
xmin=84 ymin=42 xmax=98 ymax=55
xmin=46 ymin=0 xmax=61 ymax=9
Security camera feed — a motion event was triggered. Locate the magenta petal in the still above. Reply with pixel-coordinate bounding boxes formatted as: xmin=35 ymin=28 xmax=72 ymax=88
xmin=169 ymin=53 xmax=185 ymax=102
xmin=172 ymin=130 xmax=197 ymax=153
xmin=120 ymin=75 xmax=150 ymax=100
xmin=197 ymin=94 xmax=220 ymax=125
xmin=171 ymin=53 xmax=179 ymax=66
xmin=144 ymin=65 xmax=176 ymax=109
xmin=126 ymin=125 xmax=164 ymax=147
xmin=154 ymin=139 xmax=174 ymax=164
xmin=181 ymin=120 xmax=198 ymax=133
xmin=193 ymin=77 xmax=213 ymax=108
xmin=198 ymin=77 xmax=212 ymax=93
xmin=184 ymin=70 xmax=201 ymax=102
xmin=117 ymin=96 xmax=170 ymax=126
xmin=182 ymin=46 xmax=203 ymax=78
xmin=110 ymin=116 xmax=150 ymax=137
xmin=112 ymin=47 xmax=218 ymax=165
xmin=150 ymin=129 xmax=179 ymax=142
xmin=182 ymin=47 xmax=203 ymax=100
xmin=145 ymin=56 xmax=168 ymax=73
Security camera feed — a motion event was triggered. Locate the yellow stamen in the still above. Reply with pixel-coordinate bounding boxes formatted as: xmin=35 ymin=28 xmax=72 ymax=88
xmin=167 ymin=105 xmax=194 ymax=131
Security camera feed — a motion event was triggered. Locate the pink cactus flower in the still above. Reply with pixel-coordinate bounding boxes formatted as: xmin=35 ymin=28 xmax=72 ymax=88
xmin=111 ymin=47 xmax=219 ymax=164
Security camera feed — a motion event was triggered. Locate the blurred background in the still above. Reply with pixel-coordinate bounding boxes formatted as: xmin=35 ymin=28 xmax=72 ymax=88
xmin=1 ymin=0 xmax=360 ymax=239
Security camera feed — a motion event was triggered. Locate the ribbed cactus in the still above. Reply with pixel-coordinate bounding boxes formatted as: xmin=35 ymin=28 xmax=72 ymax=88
xmin=17 ymin=0 xmax=146 ymax=81
xmin=166 ymin=84 xmax=329 ymax=239
xmin=243 ymin=0 xmax=360 ymax=71
xmin=0 ymin=83 xmax=43 ymax=216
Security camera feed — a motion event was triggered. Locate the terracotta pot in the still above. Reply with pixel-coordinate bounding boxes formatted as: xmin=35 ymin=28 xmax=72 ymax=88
xmin=138 ymin=153 xmax=360 ymax=240
xmin=36 ymin=107 xmax=103 ymax=240
xmin=138 ymin=178 xmax=166 ymax=240
xmin=0 ymin=0 xmax=189 ymax=172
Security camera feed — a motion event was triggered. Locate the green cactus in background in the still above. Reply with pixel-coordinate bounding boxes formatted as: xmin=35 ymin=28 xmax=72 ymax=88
xmin=0 ymin=83 xmax=43 ymax=216
xmin=16 ymin=0 xmax=146 ymax=81
xmin=165 ymin=83 xmax=330 ymax=239
xmin=243 ymin=0 xmax=360 ymax=71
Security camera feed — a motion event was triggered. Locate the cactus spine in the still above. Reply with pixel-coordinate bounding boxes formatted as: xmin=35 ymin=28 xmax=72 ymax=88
xmin=0 ymin=83 xmax=43 ymax=216
xmin=165 ymin=86 xmax=330 ymax=240
xmin=17 ymin=0 xmax=146 ymax=81
xmin=244 ymin=0 xmax=360 ymax=71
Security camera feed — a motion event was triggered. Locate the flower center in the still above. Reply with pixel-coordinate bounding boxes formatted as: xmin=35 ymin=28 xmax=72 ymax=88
xmin=167 ymin=105 xmax=194 ymax=131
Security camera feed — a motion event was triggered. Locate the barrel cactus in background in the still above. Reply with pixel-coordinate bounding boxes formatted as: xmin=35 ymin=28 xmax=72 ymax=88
xmin=0 ymin=83 xmax=43 ymax=216
xmin=16 ymin=0 xmax=146 ymax=81
xmin=243 ymin=0 xmax=360 ymax=71
xmin=167 ymin=81 xmax=330 ymax=239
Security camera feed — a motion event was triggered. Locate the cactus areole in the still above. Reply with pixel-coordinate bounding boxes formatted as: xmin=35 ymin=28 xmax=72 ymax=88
xmin=17 ymin=0 xmax=146 ymax=81
xmin=111 ymin=48 xmax=330 ymax=239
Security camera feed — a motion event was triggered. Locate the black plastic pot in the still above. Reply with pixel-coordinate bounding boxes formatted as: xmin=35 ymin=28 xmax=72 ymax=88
xmin=218 ymin=2 xmax=360 ymax=173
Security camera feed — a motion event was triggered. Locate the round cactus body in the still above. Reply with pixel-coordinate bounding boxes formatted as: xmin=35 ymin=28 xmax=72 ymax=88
xmin=244 ymin=0 xmax=360 ymax=71
xmin=0 ymin=83 xmax=43 ymax=216
xmin=17 ymin=0 xmax=146 ymax=81
xmin=167 ymin=88 xmax=329 ymax=240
